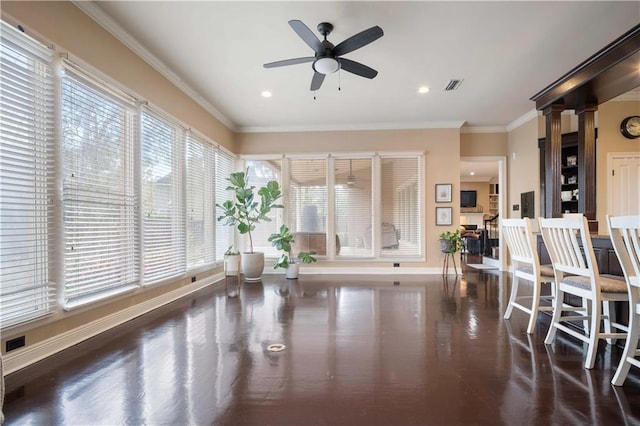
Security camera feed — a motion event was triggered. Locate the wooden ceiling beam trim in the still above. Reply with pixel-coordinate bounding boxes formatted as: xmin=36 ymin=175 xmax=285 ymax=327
xmin=531 ymin=24 xmax=640 ymax=110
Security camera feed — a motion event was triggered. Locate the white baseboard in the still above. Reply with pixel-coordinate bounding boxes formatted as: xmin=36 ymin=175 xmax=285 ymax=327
xmin=3 ymin=273 xmax=224 ymax=375
xmin=263 ymin=266 xmax=449 ymax=275
xmin=483 ymin=256 xmax=500 ymax=268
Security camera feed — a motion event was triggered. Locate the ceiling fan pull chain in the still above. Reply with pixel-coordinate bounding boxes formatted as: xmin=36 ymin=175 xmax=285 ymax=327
xmin=313 ymin=91 xmax=317 ymax=101
xmin=338 ymin=69 xmax=341 ymax=91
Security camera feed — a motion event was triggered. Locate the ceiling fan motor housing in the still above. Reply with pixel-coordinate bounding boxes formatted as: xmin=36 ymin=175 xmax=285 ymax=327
xmin=317 ymin=22 xmax=334 ymax=38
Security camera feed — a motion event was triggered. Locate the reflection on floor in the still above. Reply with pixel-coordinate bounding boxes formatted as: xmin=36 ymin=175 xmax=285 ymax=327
xmin=3 ymin=267 xmax=640 ymax=425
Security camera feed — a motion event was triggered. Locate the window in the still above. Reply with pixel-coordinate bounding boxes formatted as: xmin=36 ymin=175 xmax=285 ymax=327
xmin=215 ymin=149 xmax=234 ymax=260
xmin=244 ymin=159 xmax=282 ymax=256
xmin=62 ymin=66 xmax=139 ymax=307
xmin=289 ymin=158 xmax=327 ymax=256
xmin=186 ymin=133 xmax=215 ymax=268
xmin=380 ymin=156 xmax=421 ymax=257
xmin=141 ymin=108 xmax=185 ymax=284
xmin=0 ymin=22 xmax=56 ymax=326
xmin=1 ymin=19 xmax=239 ymax=328
xmin=284 ymin=154 xmax=422 ymax=260
xmin=335 ymin=158 xmax=373 ymax=257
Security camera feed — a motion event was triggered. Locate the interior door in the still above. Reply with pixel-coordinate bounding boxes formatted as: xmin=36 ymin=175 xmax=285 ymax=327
xmin=609 ymin=154 xmax=640 ymax=216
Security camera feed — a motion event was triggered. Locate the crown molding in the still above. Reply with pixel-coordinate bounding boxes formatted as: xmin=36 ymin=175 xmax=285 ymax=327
xmin=238 ymin=120 xmax=466 ymax=133
xmin=506 ymin=108 xmax=540 ymax=132
xmin=72 ymin=1 xmax=236 ymax=131
xmin=460 ymin=126 xmax=507 ymax=134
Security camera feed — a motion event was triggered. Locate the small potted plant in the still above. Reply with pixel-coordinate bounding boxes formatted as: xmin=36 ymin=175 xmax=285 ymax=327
xmin=223 ymin=245 xmax=240 ymax=275
xmin=217 ymin=168 xmax=283 ymax=282
xmin=268 ymin=224 xmax=317 ymax=279
xmin=439 ymin=230 xmax=464 ymax=254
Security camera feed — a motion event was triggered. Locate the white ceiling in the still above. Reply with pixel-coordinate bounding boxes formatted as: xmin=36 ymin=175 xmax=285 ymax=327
xmin=83 ymin=1 xmax=639 ymax=133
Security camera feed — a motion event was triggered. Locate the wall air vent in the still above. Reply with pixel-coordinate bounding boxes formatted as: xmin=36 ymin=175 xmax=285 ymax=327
xmin=444 ymin=79 xmax=463 ymax=91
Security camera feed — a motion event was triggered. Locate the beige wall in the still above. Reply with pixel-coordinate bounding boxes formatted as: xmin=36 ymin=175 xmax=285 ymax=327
xmin=507 ymin=118 xmax=540 ymax=222
xmin=1 ymin=1 xmax=234 ymax=150
xmin=460 ymin=132 xmax=508 ymax=157
xmin=237 ymin=128 xmax=461 ymax=268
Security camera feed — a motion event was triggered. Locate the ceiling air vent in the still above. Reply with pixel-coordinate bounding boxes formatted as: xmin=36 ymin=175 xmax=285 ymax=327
xmin=444 ymin=79 xmax=463 ymax=91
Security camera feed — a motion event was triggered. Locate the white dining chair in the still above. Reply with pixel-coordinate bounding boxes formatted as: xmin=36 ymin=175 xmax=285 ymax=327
xmin=608 ymin=215 xmax=640 ymax=386
xmin=502 ymin=218 xmax=555 ymax=334
xmin=540 ymin=214 xmax=628 ymax=369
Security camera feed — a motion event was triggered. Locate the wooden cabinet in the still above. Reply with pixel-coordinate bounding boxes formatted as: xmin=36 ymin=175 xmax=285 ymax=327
xmin=560 ymin=141 xmax=579 ymax=214
xmin=539 ymin=131 xmax=597 ymax=225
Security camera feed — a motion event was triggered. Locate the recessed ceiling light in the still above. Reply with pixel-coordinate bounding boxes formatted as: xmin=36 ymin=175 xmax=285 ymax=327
xmin=418 ymin=86 xmax=430 ymax=94
xmin=261 ymin=91 xmax=272 ymax=98
xmin=470 ymin=172 xmax=475 ymax=176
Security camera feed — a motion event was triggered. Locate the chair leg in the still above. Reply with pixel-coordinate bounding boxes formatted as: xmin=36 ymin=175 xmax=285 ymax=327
xmin=527 ymin=278 xmax=542 ymax=334
xmin=612 ymin=309 xmax=640 ymax=386
xmin=504 ymin=273 xmax=518 ymax=320
xmin=545 ymin=289 xmax=564 ymax=345
xmin=585 ymin=298 xmax=601 ymax=369
xmin=583 ymin=297 xmax=591 ymax=335
xmin=603 ymin=300 xmax=617 ymax=345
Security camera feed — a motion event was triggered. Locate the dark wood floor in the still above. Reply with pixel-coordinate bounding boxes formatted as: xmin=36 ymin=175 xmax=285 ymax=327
xmin=4 ymin=255 xmax=640 ymax=425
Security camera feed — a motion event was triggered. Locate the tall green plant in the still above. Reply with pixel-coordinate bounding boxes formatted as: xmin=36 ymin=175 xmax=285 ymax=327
xmin=216 ymin=168 xmax=283 ymax=253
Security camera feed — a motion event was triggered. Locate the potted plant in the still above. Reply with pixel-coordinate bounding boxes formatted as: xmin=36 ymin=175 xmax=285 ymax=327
xmin=217 ymin=168 xmax=283 ymax=281
xmin=223 ymin=245 xmax=240 ymax=275
xmin=439 ymin=230 xmax=464 ymax=254
xmin=268 ymin=224 xmax=317 ymax=279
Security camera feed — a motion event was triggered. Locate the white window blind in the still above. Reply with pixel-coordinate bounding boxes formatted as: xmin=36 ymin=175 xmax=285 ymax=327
xmin=0 ymin=22 xmax=56 ymax=327
xmin=380 ymin=156 xmax=422 ymax=257
xmin=244 ymin=159 xmax=282 ymax=256
xmin=62 ymin=66 xmax=139 ymax=307
xmin=186 ymin=133 xmax=215 ymax=268
xmin=215 ymin=149 xmax=234 ymax=260
xmin=334 ymin=158 xmax=373 ymax=257
xmin=289 ymin=158 xmax=327 ymax=257
xmin=141 ymin=108 xmax=185 ymax=284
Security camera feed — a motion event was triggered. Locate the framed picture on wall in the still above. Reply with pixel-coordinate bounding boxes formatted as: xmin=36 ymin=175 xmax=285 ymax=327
xmin=436 ymin=207 xmax=452 ymax=226
xmin=435 ymin=184 xmax=452 ymax=203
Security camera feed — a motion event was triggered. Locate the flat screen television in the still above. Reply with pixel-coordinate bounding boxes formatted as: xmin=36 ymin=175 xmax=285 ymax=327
xmin=460 ymin=190 xmax=477 ymax=208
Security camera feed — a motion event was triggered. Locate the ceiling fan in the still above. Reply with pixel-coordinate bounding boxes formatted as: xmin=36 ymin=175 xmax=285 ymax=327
xmin=263 ymin=20 xmax=384 ymax=91
xmin=347 ymin=160 xmax=357 ymax=187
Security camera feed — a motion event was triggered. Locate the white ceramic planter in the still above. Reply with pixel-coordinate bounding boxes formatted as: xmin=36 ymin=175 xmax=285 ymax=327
xmin=224 ymin=254 xmax=240 ymax=275
xmin=286 ymin=263 xmax=300 ymax=279
xmin=241 ymin=252 xmax=264 ymax=282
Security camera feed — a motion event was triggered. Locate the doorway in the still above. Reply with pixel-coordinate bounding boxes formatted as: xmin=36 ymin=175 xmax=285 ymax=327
xmin=460 ymin=156 xmax=507 ymax=271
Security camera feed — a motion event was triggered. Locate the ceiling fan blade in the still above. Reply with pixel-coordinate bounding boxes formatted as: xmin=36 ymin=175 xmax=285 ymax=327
xmin=264 ymin=57 xmax=315 ymax=68
xmin=310 ymin=72 xmax=325 ymax=91
xmin=289 ymin=20 xmax=324 ymax=54
xmin=333 ymin=25 xmax=383 ymax=56
xmin=338 ymin=58 xmax=378 ymax=79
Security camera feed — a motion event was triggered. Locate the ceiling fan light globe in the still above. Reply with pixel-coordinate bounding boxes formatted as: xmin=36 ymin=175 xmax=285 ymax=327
xmin=313 ymin=57 xmax=340 ymax=75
